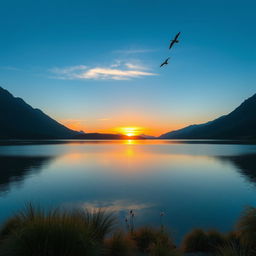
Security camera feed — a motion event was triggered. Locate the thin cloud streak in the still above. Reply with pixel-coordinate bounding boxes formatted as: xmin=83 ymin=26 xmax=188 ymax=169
xmin=77 ymin=68 xmax=156 ymax=80
xmin=50 ymin=62 xmax=157 ymax=81
xmin=125 ymin=63 xmax=148 ymax=70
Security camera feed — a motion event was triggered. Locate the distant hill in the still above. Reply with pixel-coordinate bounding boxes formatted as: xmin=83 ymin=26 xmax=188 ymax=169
xmin=160 ymin=93 xmax=256 ymax=140
xmin=0 ymin=87 xmax=79 ymax=139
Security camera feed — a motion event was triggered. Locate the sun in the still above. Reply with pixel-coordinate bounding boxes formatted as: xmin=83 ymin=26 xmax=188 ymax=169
xmin=122 ymin=127 xmax=137 ymax=137
xmin=116 ymin=127 xmax=142 ymax=137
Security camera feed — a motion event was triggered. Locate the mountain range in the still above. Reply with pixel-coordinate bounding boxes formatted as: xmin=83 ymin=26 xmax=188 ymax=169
xmin=160 ymin=93 xmax=256 ymax=140
xmin=0 ymin=87 xmax=255 ymax=140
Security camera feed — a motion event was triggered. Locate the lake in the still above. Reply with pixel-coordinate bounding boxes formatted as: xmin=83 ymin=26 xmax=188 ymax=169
xmin=0 ymin=140 xmax=256 ymax=242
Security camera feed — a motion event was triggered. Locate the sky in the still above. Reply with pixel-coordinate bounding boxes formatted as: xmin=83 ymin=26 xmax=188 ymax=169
xmin=0 ymin=0 xmax=255 ymax=136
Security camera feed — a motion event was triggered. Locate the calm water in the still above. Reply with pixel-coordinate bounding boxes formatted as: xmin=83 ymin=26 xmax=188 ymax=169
xmin=0 ymin=140 xmax=256 ymax=241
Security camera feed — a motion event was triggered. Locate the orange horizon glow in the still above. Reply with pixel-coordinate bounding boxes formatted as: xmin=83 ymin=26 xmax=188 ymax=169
xmin=114 ymin=127 xmax=143 ymax=137
xmin=60 ymin=118 xmax=190 ymax=137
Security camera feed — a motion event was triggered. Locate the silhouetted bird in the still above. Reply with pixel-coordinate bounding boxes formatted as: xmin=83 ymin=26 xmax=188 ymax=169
xmin=169 ymin=32 xmax=180 ymax=49
xmin=160 ymin=57 xmax=170 ymax=67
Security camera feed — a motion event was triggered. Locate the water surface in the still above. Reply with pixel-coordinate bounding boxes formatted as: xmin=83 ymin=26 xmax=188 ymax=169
xmin=0 ymin=140 xmax=256 ymax=241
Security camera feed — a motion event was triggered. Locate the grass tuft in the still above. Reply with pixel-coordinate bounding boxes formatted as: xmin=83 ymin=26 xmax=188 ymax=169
xmin=216 ymin=241 xmax=254 ymax=256
xmin=0 ymin=204 xmax=116 ymax=256
xmin=181 ymin=228 xmax=208 ymax=253
xmin=104 ymin=231 xmax=136 ymax=256
xmin=207 ymin=229 xmax=225 ymax=251
xmin=132 ymin=227 xmax=175 ymax=253
xmin=236 ymin=206 xmax=256 ymax=248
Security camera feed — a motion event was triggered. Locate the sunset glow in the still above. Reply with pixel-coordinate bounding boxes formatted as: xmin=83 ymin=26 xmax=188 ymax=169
xmin=60 ymin=118 xmax=189 ymax=137
xmin=115 ymin=127 xmax=143 ymax=137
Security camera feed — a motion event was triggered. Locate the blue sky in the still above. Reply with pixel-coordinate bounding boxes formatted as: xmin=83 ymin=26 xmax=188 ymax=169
xmin=0 ymin=0 xmax=255 ymax=135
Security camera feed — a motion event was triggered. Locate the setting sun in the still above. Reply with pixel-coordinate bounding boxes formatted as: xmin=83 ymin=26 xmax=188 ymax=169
xmin=116 ymin=127 xmax=143 ymax=137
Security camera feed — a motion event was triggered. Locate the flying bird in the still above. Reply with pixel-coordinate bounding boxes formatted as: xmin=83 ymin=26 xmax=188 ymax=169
xmin=169 ymin=32 xmax=181 ymax=49
xmin=160 ymin=57 xmax=170 ymax=67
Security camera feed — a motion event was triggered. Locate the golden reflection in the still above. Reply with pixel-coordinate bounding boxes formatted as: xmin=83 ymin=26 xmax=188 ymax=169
xmin=57 ymin=142 xmax=215 ymax=175
xmin=125 ymin=148 xmax=135 ymax=157
xmin=125 ymin=139 xmax=137 ymax=145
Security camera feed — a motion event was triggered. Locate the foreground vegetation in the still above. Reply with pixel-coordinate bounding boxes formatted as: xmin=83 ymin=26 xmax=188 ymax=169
xmin=1 ymin=204 xmax=256 ymax=255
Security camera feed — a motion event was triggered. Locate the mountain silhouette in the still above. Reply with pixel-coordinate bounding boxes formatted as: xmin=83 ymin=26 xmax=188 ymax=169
xmin=160 ymin=93 xmax=256 ymax=139
xmin=0 ymin=87 xmax=79 ymax=139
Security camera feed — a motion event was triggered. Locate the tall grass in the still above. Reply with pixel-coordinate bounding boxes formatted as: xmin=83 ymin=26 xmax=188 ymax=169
xmin=76 ymin=208 xmax=116 ymax=241
xmin=132 ymin=227 xmax=175 ymax=253
xmin=0 ymin=203 xmax=43 ymax=239
xmin=181 ymin=229 xmax=209 ymax=252
xmin=104 ymin=231 xmax=136 ymax=256
xmin=236 ymin=206 xmax=256 ymax=248
xmin=0 ymin=204 xmax=116 ymax=256
xmin=2 ymin=204 xmax=256 ymax=255
xmin=149 ymin=241 xmax=182 ymax=256
xmin=216 ymin=241 xmax=254 ymax=256
xmin=207 ymin=229 xmax=225 ymax=251
xmin=181 ymin=228 xmax=226 ymax=253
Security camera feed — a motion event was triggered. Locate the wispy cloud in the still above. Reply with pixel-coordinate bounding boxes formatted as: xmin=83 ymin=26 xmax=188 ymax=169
xmin=125 ymin=63 xmax=148 ymax=70
xmin=50 ymin=61 xmax=157 ymax=81
xmin=77 ymin=67 xmax=156 ymax=80
xmin=49 ymin=65 xmax=88 ymax=80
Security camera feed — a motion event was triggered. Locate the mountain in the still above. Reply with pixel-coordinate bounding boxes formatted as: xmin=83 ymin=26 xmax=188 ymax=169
xmin=160 ymin=93 xmax=256 ymax=140
xmin=140 ymin=134 xmax=156 ymax=139
xmin=0 ymin=87 xmax=79 ymax=139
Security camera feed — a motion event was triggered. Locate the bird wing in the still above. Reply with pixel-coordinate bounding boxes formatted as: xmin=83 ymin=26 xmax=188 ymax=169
xmin=160 ymin=60 xmax=166 ymax=67
xmin=169 ymin=41 xmax=175 ymax=49
xmin=174 ymin=32 xmax=181 ymax=40
xmin=160 ymin=58 xmax=170 ymax=67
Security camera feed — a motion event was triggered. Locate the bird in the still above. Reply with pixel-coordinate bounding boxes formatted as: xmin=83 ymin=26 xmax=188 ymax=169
xmin=169 ymin=32 xmax=180 ymax=49
xmin=160 ymin=57 xmax=170 ymax=67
